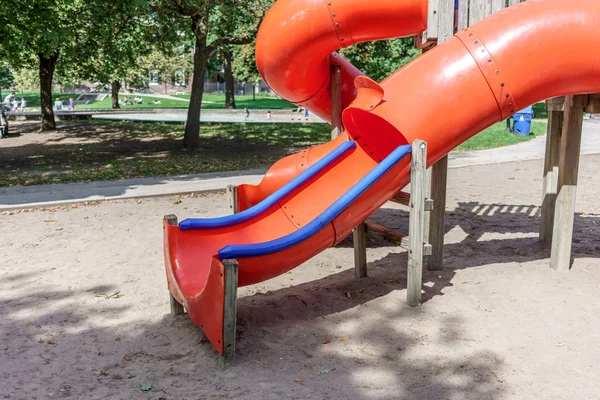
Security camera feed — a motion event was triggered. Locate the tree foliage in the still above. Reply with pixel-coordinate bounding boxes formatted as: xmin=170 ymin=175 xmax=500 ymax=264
xmin=151 ymin=0 xmax=272 ymax=148
xmin=339 ymin=38 xmax=421 ymax=82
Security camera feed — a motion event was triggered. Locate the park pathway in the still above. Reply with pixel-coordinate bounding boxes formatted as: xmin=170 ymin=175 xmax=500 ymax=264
xmin=2 ymin=120 xmax=600 ymax=211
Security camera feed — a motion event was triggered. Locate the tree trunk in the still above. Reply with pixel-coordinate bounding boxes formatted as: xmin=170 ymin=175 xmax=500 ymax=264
xmin=184 ymin=25 xmax=209 ymax=149
xmin=224 ymin=48 xmax=236 ymax=109
xmin=111 ymin=81 xmax=121 ymax=109
xmin=39 ymin=51 xmax=59 ymax=131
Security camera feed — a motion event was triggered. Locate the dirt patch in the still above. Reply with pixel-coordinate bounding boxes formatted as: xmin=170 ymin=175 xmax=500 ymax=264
xmin=1 ymin=156 xmax=600 ymax=399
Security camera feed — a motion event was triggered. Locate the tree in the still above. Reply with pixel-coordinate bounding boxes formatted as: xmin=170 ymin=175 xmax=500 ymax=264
xmin=216 ymin=46 xmax=236 ymax=109
xmin=339 ymin=38 xmax=421 ymax=82
xmin=152 ymin=0 xmax=271 ymax=148
xmin=232 ymin=42 xmax=261 ymax=101
xmin=0 ymin=62 xmax=14 ymax=101
xmin=0 ymin=0 xmax=148 ymax=130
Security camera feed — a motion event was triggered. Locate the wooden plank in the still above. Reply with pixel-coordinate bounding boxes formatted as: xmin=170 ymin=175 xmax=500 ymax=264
xmin=353 ymin=222 xmax=368 ymax=278
xmin=407 ymin=140 xmax=427 ymax=307
xmin=546 ymin=96 xmax=566 ymax=112
xmin=550 ymin=95 xmax=587 ymax=271
xmin=457 ymin=0 xmax=469 ymax=30
xmin=365 ymin=222 xmax=432 ymax=256
xmin=164 ymin=214 xmax=185 ymax=315
xmin=426 ymin=0 xmax=440 ymax=40
xmin=469 ymin=0 xmax=485 ymax=26
xmin=585 ymin=94 xmax=600 ymax=114
xmin=539 ymin=109 xmax=563 ymax=243
xmin=227 ymin=185 xmax=238 ymax=214
xmin=169 ymin=293 xmax=185 ymax=316
xmin=390 ymin=191 xmax=434 ymax=211
xmin=218 ymin=259 xmax=239 ymax=369
xmin=330 ymin=65 xmax=343 ymax=139
xmin=508 ymin=0 xmax=521 ymax=6
xmin=491 ymin=0 xmax=505 ymax=13
xmin=428 ymin=155 xmax=448 ymax=271
xmin=437 ymin=0 xmax=454 ymax=44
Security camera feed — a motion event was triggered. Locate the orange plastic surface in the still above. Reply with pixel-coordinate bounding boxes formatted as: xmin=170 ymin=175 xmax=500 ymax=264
xmin=164 ymin=0 xmax=600 ymax=354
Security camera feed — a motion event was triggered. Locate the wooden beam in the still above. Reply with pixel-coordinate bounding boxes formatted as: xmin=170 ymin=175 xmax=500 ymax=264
xmin=426 ymin=0 xmax=440 ymax=40
xmin=427 ymin=155 xmax=448 ymax=271
xmin=585 ymin=94 xmax=600 ymax=114
xmin=164 ymin=214 xmax=185 ymax=315
xmin=539 ymin=108 xmax=563 ymax=243
xmin=469 ymin=0 xmax=486 ymax=26
xmin=491 ymin=0 xmax=505 ymax=13
xmin=365 ymin=222 xmax=432 ymax=256
xmin=353 ymin=223 xmax=368 ymax=278
xmin=218 ymin=259 xmax=239 ymax=369
xmin=390 ymin=191 xmax=434 ymax=211
xmin=227 ymin=185 xmax=238 ymax=214
xmin=550 ymin=95 xmax=587 ymax=271
xmin=407 ymin=140 xmax=427 ymax=307
xmin=457 ymin=0 xmax=469 ymax=30
xmin=437 ymin=0 xmax=454 ymax=44
xmin=330 ymin=65 xmax=343 ymax=139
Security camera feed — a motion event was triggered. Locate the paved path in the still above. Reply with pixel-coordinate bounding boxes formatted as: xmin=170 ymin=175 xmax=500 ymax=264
xmin=2 ymin=120 xmax=600 ymax=211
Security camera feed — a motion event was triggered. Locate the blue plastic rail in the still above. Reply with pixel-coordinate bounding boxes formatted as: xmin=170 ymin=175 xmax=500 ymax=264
xmin=219 ymin=144 xmax=412 ymax=259
xmin=179 ymin=140 xmax=356 ymax=230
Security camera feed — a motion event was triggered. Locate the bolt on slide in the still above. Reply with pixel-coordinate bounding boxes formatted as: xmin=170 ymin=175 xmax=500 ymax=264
xmin=163 ymin=0 xmax=600 ymax=359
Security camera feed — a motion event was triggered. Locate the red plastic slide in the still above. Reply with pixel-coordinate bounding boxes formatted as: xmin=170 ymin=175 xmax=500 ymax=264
xmin=164 ymin=0 xmax=600 ymax=355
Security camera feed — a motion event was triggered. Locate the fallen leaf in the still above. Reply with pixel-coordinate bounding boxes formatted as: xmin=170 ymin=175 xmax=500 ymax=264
xmin=322 ymin=339 xmax=331 ymax=344
xmin=440 ymin=312 xmax=448 ymax=315
xmin=345 ymin=291 xmax=351 ymax=298
xmin=123 ymin=355 xmax=132 ymax=361
xmin=55 ymin=227 xmax=63 ymax=231
xmin=556 ymin=343 xmax=565 ymax=347
xmin=367 ymin=353 xmax=373 ymax=357
xmin=44 ymin=220 xmax=57 ymax=223
xmin=140 ymin=382 xmax=152 ymax=391
xmin=320 ymin=368 xmax=331 ymax=374
xmin=339 ymin=336 xmax=350 ymax=341
xmin=47 ymin=339 xmax=57 ymax=345
xmin=293 ymin=377 xmax=304 ymax=383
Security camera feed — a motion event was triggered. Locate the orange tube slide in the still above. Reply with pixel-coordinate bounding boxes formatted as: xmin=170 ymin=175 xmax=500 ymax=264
xmin=164 ymin=0 xmax=600 ymax=354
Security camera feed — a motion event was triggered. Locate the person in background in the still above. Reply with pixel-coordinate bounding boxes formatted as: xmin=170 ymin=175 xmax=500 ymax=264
xmin=244 ymin=107 xmax=250 ymax=121
xmin=12 ymin=97 xmax=19 ymax=111
xmin=54 ymin=98 xmax=63 ymax=111
xmin=20 ymin=98 xmax=26 ymax=112
xmin=304 ymin=107 xmax=309 ymax=120
xmin=266 ymin=110 xmax=272 ymax=121
xmin=0 ymin=107 xmax=8 ymax=138
xmin=69 ymin=98 xmax=75 ymax=111
xmin=4 ymin=91 xmax=15 ymax=107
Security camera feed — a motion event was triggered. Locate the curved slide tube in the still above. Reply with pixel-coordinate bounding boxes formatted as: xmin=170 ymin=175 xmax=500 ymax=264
xmin=164 ymin=0 xmax=600 ymax=355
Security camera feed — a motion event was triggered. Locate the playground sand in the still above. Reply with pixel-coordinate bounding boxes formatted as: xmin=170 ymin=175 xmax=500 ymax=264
xmin=1 ymin=155 xmax=600 ymax=400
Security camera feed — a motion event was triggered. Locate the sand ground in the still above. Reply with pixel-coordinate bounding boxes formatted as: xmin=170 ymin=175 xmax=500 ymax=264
xmin=1 ymin=155 xmax=600 ymax=400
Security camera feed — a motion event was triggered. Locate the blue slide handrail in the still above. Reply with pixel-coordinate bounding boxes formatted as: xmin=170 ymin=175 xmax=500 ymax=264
xmin=179 ymin=140 xmax=356 ymax=230
xmin=219 ymin=144 xmax=412 ymax=259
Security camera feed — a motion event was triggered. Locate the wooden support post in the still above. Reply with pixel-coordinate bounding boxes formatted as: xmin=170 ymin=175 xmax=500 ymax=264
xmin=508 ymin=0 xmax=521 ymax=6
xmin=427 ymin=155 xmax=447 ymax=271
xmin=227 ymin=185 xmax=238 ymax=214
xmin=550 ymin=95 xmax=586 ymax=271
xmin=407 ymin=140 xmax=427 ymax=307
xmin=457 ymin=0 xmax=469 ymax=30
xmin=353 ymin=223 xmax=368 ymax=278
xmin=539 ymin=107 xmax=564 ymax=243
xmin=164 ymin=214 xmax=186 ymax=316
xmin=218 ymin=259 xmax=239 ymax=369
xmin=330 ymin=65 xmax=343 ymax=140
xmin=169 ymin=293 xmax=185 ymax=316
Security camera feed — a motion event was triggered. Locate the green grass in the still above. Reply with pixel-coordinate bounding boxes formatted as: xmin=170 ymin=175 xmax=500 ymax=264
xmin=2 ymin=116 xmax=549 ymax=187
xmin=456 ymin=120 xmax=546 ymax=151
xmin=0 ymin=121 xmax=331 ymax=187
xmin=7 ymin=92 xmax=294 ymax=110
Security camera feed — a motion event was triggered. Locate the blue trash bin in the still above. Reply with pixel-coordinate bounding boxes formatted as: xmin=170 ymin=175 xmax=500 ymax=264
xmin=513 ymin=106 xmax=534 ymax=136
